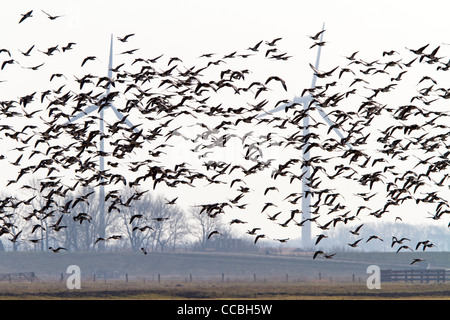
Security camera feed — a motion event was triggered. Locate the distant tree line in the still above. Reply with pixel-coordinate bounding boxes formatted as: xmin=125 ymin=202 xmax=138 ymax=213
xmin=0 ymin=181 xmax=235 ymax=253
xmin=2 ymin=179 xmax=448 ymax=254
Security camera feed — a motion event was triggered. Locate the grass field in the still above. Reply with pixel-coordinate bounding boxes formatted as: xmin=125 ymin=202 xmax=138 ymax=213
xmin=0 ymin=251 xmax=449 ymax=299
xmin=0 ymin=281 xmax=449 ymax=300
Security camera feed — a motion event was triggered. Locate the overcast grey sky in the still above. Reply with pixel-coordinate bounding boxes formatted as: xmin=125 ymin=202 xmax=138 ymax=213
xmin=3 ymin=0 xmax=450 ymax=92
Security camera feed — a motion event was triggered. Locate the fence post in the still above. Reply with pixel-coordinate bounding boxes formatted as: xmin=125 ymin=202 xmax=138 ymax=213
xmin=158 ymin=274 xmax=161 ymax=283
xmin=126 ymin=274 xmax=128 ymax=283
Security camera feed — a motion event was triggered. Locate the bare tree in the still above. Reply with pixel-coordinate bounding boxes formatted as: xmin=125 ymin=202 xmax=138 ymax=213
xmin=117 ymin=187 xmax=153 ymax=252
xmin=146 ymin=195 xmax=187 ymax=252
xmin=187 ymin=205 xmax=231 ymax=250
xmin=0 ymin=192 xmax=25 ymax=251
xmin=62 ymin=187 xmax=99 ymax=251
xmin=116 ymin=188 xmax=188 ymax=252
xmin=16 ymin=179 xmax=102 ymax=252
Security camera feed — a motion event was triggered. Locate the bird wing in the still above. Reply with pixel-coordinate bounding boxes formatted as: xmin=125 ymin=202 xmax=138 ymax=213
xmin=41 ymin=10 xmax=51 ymax=17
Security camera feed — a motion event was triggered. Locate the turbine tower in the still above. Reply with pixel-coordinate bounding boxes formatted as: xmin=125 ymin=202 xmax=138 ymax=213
xmin=66 ymin=34 xmax=140 ymax=249
xmin=262 ymin=23 xmax=349 ymax=248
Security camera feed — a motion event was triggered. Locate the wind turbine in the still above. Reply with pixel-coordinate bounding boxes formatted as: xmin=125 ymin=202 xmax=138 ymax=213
xmin=65 ymin=34 xmax=141 ymax=250
xmin=260 ymin=23 xmax=350 ymax=248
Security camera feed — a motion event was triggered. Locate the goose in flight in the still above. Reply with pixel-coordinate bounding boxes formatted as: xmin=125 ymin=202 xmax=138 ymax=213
xmin=81 ymin=56 xmax=97 ymax=67
xmin=261 ymin=202 xmax=277 ymax=213
xmin=41 ymin=10 xmax=63 ymax=20
xmin=406 ymin=43 xmax=429 ymax=55
xmin=396 ymin=245 xmax=413 ymax=253
xmin=315 ymin=234 xmax=328 ymax=245
xmin=19 ymin=45 xmax=35 ymax=57
xmin=348 ymin=238 xmax=363 ymax=248
xmin=265 ymin=76 xmax=287 ymax=91
xmin=1 ymin=59 xmax=17 ymax=70
xmin=247 ymin=40 xmax=263 ymax=52
xmin=254 ymin=234 xmax=266 ymax=244
xmin=19 ymin=10 xmax=33 ymax=24
xmin=62 ymin=42 xmax=76 ymax=52
xmin=349 ymin=224 xmax=364 ymax=235
xmin=95 ymin=237 xmax=106 ymax=244
xmin=266 ymin=212 xmax=281 ymax=221
xmin=309 ymin=63 xmax=338 ymax=78
xmin=313 ymin=250 xmax=325 ymax=259
xmin=165 ymin=197 xmax=178 ymax=205
xmin=0 ymin=49 xmax=11 ymax=57
xmin=410 ymin=258 xmax=425 ymax=265
xmin=391 ymin=236 xmax=410 ymax=247
xmin=310 ymin=41 xmax=327 ymax=49
xmin=246 ymin=228 xmax=261 ymax=235
xmin=309 ymin=29 xmax=325 ymax=40
xmin=366 ymin=235 xmax=383 ymax=243
xmin=265 ymin=37 xmax=282 ymax=46
xmin=207 ymin=230 xmax=222 ymax=239
xmin=23 ymin=62 xmax=45 ymax=71
xmin=9 ymin=231 xmax=22 ymax=243
xmin=118 ymin=33 xmax=135 ymax=42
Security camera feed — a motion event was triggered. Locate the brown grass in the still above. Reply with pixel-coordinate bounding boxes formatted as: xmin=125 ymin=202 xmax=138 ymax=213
xmin=0 ymin=280 xmax=449 ymax=300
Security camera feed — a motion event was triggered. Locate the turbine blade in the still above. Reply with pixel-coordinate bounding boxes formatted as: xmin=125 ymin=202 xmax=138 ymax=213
xmin=109 ymin=105 xmax=141 ymax=134
xmin=257 ymin=23 xmax=325 ymax=118
xmin=65 ymin=104 xmax=100 ymax=123
xmin=310 ymin=22 xmax=325 ymax=88
xmin=257 ymin=96 xmax=312 ymax=118
xmin=108 ymin=34 xmax=113 ymax=81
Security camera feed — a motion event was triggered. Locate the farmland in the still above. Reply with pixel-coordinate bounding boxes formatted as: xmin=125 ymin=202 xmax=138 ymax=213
xmin=0 ymin=250 xmax=449 ymax=281
xmin=0 ymin=251 xmax=449 ymax=299
xmin=0 ymin=279 xmax=450 ymax=300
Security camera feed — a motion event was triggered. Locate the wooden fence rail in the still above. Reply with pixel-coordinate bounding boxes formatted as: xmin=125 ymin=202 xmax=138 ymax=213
xmin=0 ymin=272 xmax=39 ymax=283
xmin=381 ymin=269 xmax=447 ymax=283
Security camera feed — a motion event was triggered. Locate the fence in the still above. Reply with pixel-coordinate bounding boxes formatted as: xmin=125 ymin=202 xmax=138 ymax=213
xmin=0 ymin=272 xmax=39 ymax=283
xmin=381 ymin=269 xmax=447 ymax=283
xmin=54 ymin=271 xmax=365 ymax=285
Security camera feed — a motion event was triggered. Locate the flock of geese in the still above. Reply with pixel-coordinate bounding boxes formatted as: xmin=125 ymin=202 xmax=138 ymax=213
xmin=0 ymin=9 xmax=449 ymax=265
